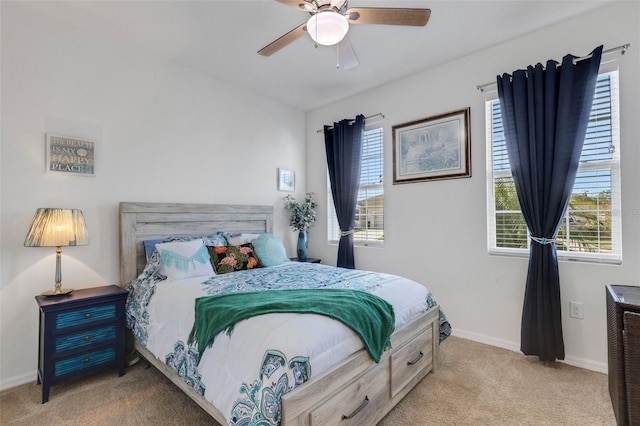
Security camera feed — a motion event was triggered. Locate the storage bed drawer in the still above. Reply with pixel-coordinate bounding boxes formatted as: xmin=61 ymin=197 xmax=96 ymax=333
xmin=310 ymin=358 xmax=389 ymax=426
xmin=390 ymin=326 xmax=433 ymax=398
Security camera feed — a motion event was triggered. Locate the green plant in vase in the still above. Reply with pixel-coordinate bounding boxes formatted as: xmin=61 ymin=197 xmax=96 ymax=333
xmin=283 ymin=192 xmax=317 ymax=261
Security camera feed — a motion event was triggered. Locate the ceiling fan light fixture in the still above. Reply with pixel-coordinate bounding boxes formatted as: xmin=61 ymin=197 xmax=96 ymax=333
xmin=307 ymin=11 xmax=349 ymax=46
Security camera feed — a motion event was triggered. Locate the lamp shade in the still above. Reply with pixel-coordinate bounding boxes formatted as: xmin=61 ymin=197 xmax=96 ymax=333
xmin=24 ymin=208 xmax=89 ymax=247
xmin=307 ymin=11 xmax=349 ymax=46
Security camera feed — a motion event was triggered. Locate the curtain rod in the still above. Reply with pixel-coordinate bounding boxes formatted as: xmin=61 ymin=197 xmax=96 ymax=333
xmin=476 ymin=43 xmax=630 ymax=92
xmin=316 ymin=112 xmax=385 ymax=133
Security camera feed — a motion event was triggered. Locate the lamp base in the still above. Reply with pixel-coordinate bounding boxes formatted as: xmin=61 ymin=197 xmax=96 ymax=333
xmin=41 ymin=288 xmax=74 ymax=297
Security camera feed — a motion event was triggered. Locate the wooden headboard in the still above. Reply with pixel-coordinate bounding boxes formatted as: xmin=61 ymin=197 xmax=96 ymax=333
xmin=119 ymin=202 xmax=274 ymax=286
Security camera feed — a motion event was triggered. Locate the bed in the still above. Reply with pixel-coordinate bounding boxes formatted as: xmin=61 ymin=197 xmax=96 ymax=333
xmin=119 ymin=201 xmax=450 ymax=425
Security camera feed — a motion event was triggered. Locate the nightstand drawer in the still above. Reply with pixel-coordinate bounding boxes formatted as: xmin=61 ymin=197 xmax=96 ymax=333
xmin=56 ymin=304 xmax=116 ymax=329
xmin=55 ymin=347 xmax=115 ymax=377
xmin=55 ymin=325 xmax=117 ymax=353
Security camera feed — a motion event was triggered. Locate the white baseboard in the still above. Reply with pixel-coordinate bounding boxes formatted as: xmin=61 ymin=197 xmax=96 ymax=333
xmin=451 ymin=329 xmax=608 ymax=374
xmin=563 ymin=354 xmax=608 ymax=374
xmin=0 ymin=370 xmax=36 ymax=392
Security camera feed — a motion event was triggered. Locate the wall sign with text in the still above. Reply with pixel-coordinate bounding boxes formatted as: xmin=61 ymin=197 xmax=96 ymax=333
xmin=46 ymin=134 xmax=96 ymax=176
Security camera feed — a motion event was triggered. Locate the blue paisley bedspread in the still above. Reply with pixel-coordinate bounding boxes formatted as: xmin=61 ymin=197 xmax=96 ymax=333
xmin=126 ymin=260 xmax=451 ymax=426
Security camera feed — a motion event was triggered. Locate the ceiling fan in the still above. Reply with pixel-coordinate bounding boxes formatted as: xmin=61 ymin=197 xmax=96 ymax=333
xmin=258 ymin=0 xmax=431 ymax=69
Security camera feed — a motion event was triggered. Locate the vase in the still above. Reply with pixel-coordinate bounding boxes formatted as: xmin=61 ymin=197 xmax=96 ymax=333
xmin=297 ymin=229 xmax=308 ymax=261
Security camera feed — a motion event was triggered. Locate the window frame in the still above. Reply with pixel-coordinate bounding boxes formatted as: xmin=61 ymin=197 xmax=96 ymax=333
xmin=485 ymin=66 xmax=622 ymax=264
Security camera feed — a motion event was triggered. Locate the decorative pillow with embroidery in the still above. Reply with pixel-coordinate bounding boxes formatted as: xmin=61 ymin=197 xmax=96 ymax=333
xmin=156 ymin=238 xmax=215 ymax=280
xmin=208 ymin=243 xmax=259 ymax=274
xmin=145 ymin=234 xmax=227 ymax=263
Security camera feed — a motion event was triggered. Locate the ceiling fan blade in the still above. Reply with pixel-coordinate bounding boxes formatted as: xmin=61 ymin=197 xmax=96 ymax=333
xmin=345 ymin=7 xmax=431 ymax=26
xmin=276 ymin=0 xmax=315 ymax=12
xmin=330 ymin=0 xmax=347 ymax=9
xmin=258 ymin=23 xmax=307 ymax=56
xmin=337 ymin=36 xmax=358 ymax=70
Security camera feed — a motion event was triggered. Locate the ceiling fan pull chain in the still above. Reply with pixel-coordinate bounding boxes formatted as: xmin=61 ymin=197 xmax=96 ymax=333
xmin=315 ymin=14 xmax=318 ymax=48
xmin=336 ymin=44 xmax=340 ymax=69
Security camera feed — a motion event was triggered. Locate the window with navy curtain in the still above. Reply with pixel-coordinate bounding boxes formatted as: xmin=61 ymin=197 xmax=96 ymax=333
xmin=324 ymin=115 xmax=365 ymax=269
xmin=496 ymin=46 xmax=603 ymax=361
xmin=327 ymin=127 xmax=384 ymax=246
xmin=487 ymin=70 xmax=622 ymax=263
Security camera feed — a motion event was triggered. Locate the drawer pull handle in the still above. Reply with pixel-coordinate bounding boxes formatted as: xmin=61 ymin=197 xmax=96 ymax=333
xmin=407 ymin=351 xmax=424 ymax=366
xmin=85 ymin=313 xmax=92 ymax=319
xmin=83 ymin=357 xmax=91 ymax=363
xmin=341 ymin=395 xmax=369 ymax=420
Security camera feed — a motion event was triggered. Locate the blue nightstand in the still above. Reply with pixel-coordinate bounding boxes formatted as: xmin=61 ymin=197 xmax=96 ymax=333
xmin=35 ymin=285 xmax=127 ymax=403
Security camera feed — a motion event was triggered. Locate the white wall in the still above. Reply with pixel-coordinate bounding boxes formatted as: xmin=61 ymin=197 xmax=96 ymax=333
xmin=306 ymin=1 xmax=640 ymax=372
xmin=0 ymin=3 xmax=306 ymax=389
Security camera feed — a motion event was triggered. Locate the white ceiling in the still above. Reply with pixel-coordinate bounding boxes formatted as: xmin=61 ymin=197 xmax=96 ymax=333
xmin=22 ymin=0 xmax=613 ymax=111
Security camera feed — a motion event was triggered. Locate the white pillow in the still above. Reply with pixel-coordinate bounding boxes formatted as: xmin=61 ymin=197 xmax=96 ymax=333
xmin=156 ymin=238 xmax=215 ymax=280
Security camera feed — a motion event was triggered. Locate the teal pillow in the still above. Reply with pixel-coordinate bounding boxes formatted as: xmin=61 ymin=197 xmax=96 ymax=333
xmin=253 ymin=233 xmax=289 ymax=267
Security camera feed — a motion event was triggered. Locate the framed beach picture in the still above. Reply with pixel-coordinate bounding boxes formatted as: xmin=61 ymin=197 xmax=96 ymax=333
xmin=278 ymin=168 xmax=295 ymax=192
xmin=392 ymin=108 xmax=471 ymax=184
xmin=46 ymin=134 xmax=96 ymax=176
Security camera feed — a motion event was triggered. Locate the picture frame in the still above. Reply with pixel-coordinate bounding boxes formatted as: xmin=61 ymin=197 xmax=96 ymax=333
xmin=277 ymin=168 xmax=295 ymax=192
xmin=392 ymin=108 xmax=471 ymax=184
xmin=46 ymin=133 xmax=96 ymax=176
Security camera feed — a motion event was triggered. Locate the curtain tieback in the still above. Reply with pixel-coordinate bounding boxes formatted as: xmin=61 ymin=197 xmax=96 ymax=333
xmin=340 ymin=229 xmax=354 ymax=237
xmin=531 ymin=236 xmax=556 ymax=245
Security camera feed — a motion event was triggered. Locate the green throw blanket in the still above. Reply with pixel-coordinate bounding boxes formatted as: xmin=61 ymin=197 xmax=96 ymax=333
xmin=187 ymin=289 xmax=395 ymax=363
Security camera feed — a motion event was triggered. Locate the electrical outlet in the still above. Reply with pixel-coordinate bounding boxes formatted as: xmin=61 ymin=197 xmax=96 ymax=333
xmin=570 ymin=301 xmax=584 ymax=319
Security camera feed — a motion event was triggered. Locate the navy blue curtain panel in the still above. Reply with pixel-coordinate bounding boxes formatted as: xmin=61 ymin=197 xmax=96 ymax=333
xmin=496 ymin=45 xmax=603 ymax=361
xmin=324 ymin=115 xmax=365 ymax=269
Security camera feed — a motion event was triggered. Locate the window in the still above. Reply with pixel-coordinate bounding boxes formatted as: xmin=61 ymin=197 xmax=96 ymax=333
xmin=486 ymin=70 xmax=622 ymax=263
xmin=328 ymin=127 xmax=384 ymax=246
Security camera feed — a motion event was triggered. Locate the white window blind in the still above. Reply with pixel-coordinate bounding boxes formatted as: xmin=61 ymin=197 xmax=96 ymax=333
xmin=328 ymin=127 xmax=384 ymax=246
xmin=486 ymin=70 xmax=622 ymax=263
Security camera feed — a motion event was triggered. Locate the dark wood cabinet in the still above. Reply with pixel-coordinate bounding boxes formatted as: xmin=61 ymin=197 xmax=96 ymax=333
xmin=35 ymin=285 xmax=127 ymax=403
xmin=606 ymin=284 xmax=640 ymax=425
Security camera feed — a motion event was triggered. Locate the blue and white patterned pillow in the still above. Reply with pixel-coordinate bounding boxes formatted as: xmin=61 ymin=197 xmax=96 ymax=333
xmin=223 ymin=232 xmax=263 ymax=246
xmin=203 ymin=233 xmax=227 ymax=247
xmin=156 ymin=238 xmax=215 ymax=280
xmin=143 ymin=238 xmax=165 ymax=262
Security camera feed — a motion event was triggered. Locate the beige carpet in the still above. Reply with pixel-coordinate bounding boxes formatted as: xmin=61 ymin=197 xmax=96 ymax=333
xmin=1 ymin=337 xmax=616 ymax=425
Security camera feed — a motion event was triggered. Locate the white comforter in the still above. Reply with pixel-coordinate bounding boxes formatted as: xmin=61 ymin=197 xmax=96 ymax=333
xmin=128 ymin=262 xmax=443 ymax=425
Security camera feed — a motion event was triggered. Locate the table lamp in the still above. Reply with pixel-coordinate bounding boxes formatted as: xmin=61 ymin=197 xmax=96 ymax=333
xmin=24 ymin=208 xmax=89 ymax=296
